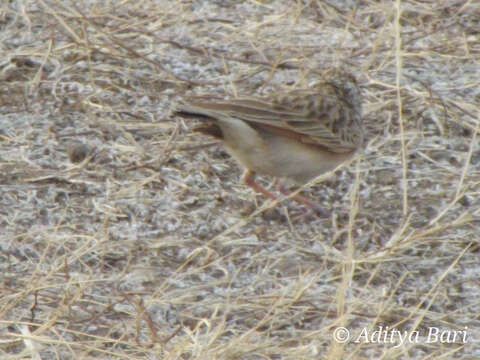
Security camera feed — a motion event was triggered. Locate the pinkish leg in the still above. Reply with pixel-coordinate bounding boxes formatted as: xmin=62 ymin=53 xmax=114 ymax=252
xmin=242 ymin=171 xmax=327 ymax=217
xmin=242 ymin=170 xmax=278 ymax=201
xmin=277 ymin=182 xmax=328 ymax=217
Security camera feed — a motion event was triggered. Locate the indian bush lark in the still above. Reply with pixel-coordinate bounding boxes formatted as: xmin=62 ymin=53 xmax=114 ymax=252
xmin=172 ymin=68 xmax=364 ymax=214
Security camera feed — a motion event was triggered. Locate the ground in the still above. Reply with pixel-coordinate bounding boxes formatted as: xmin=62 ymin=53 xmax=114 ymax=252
xmin=0 ymin=1 xmax=479 ymax=359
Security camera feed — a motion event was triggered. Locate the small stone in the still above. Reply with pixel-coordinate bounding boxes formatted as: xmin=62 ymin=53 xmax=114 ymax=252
xmin=458 ymin=195 xmax=472 ymax=208
xmin=67 ymin=142 xmax=91 ymax=163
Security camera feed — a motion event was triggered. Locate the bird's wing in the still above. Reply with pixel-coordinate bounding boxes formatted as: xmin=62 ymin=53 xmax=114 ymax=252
xmin=174 ymin=73 xmax=363 ymax=154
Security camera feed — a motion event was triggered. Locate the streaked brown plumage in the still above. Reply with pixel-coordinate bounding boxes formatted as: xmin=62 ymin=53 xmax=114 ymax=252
xmin=172 ymin=68 xmax=364 ymax=213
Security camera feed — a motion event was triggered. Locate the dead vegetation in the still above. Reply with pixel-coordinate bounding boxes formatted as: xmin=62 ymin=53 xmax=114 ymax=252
xmin=0 ymin=0 xmax=479 ymax=359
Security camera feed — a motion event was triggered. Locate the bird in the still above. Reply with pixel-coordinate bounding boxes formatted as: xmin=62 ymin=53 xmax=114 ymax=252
xmin=172 ymin=68 xmax=364 ymax=214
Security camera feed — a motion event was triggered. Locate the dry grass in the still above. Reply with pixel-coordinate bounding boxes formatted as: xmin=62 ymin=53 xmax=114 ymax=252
xmin=1 ymin=0 xmax=479 ymax=359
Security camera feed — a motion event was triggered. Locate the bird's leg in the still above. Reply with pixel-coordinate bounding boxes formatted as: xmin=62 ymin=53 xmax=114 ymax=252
xmin=242 ymin=170 xmax=278 ymax=201
xmin=276 ymin=182 xmax=328 ymax=217
xmin=243 ymin=171 xmax=327 ymax=217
